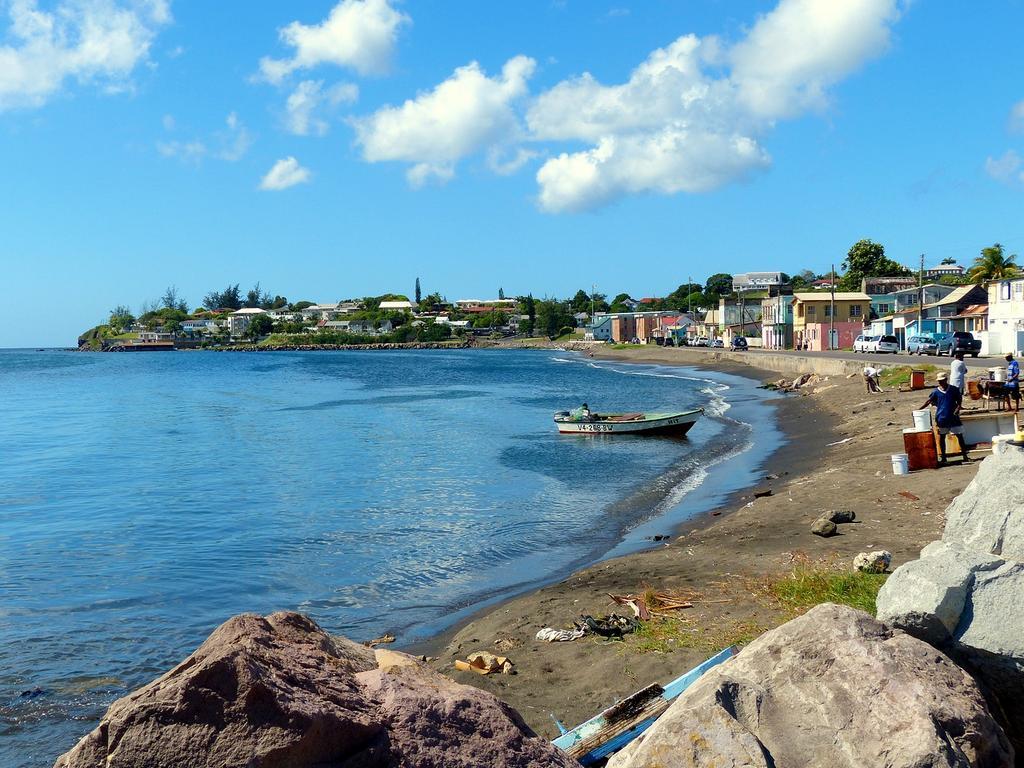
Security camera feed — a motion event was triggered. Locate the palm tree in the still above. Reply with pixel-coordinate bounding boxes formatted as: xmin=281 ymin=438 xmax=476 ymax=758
xmin=968 ymin=243 xmax=1020 ymax=283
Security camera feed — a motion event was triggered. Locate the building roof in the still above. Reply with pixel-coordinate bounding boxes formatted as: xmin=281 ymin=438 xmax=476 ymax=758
xmin=951 ymin=304 xmax=988 ymax=319
xmin=231 ymin=308 xmax=267 ymax=315
xmin=793 ymin=292 xmax=871 ymax=302
xmin=923 ymin=284 xmax=979 ymax=308
xmin=379 ymin=300 xmax=417 ymax=309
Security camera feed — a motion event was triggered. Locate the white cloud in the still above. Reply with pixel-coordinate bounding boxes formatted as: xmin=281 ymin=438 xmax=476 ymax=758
xmin=352 ymin=55 xmax=536 ymax=186
xmin=985 ymin=150 xmax=1023 ymax=186
xmin=529 ymin=0 xmax=901 ymax=212
xmin=730 ymin=0 xmax=900 ymax=118
xmin=259 ymin=0 xmax=409 ymax=84
xmin=259 ymin=156 xmax=312 ymax=190
xmin=156 ymin=112 xmax=253 ymax=164
xmin=157 ymin=139 xmax=206 ymax=163
xmin=0 ymin=0 xmax=170 ymax=111
xmin=284 ymin=79 xmax=358 ymax=136
xmin=1009 ymin=100 xmax=1024 ymax=135
xmin=219 ymin=111 xmax=253 ymax=161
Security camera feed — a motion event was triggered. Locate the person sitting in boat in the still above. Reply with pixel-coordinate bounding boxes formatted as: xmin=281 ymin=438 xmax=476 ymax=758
xmin=571 ymin=403 xmax=596 ymax=422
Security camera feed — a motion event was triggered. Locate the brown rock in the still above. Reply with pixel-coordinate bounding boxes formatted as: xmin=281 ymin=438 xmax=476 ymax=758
xmin=810 ymin=516 xmax=837 ymax=537
xmin=54 ymin=611 xmax=580 ymax=768
xmin=607 ymin=604 xmax=1012 ymax=768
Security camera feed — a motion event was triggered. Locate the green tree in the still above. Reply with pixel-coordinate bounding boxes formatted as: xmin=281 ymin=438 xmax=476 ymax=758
xmin=570 ymin=289 xmax=591 ymax=312
xmin=789 ymin=269 xmax=817 ymax=289
xmin=204 ymin=284 xmax=242 ymax=310
xmin=609 ymin=292 xmax=633 ymax=312
xmin=109 ymin=305 xmax=135 ymax=333
xmin=247 ymin=314 xmax=274 ymax=338
xmin=839 ymin=239 xmax=909 ymax=290
xmin=415 ymin=277 xmax=422 ymax=304
xmin=704 ymin=273 xmax=733 ymax=298
xmin=968 ymin=243 xmax=1020 ymax=283
xmin=244 ymin=283 xmax=273 ymax=309
xmin=940 ymin=257 xmax=957 ymax=265
xmin=535 ymin=299 xmax=574 ymax=338
xmin=161 ymin=286 xmax=188 ymax=312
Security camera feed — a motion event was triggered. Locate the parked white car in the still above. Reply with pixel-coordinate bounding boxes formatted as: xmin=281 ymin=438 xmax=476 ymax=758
xmin=874 ymin=334 xmax=900 ymax=354
xmin=853 ymin=335 xmax=875 ymax=353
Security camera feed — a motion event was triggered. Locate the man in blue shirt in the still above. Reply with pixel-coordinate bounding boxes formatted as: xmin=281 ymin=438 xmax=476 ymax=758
xmin=920 ymin=372 xmax=969 ymax=464
xmin=1006 ymin=353 xmax=1020 ymax=413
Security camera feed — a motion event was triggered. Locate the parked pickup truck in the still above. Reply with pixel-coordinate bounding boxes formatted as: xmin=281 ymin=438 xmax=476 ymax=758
xmin=933 ymin=331 xmax=982 ymax=357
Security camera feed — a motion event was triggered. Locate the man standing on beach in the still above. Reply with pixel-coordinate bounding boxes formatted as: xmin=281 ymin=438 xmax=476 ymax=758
xmin=920 ymin=372 xmax=969 ymax=465
xmin=1006 ymin=353 xmax=1020 ymax=413
xmin=950 ymin=351 xmax=967 ymax=394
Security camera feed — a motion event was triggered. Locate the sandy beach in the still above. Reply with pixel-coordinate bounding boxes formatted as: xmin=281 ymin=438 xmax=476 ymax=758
xmin=420 ymin=347 xmax=983 ymax=739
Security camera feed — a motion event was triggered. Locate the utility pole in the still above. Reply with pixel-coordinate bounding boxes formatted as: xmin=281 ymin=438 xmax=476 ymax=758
xmin=918 ymin=253 xmax=925 ymax=336
xmin=829 ymin=263 xmax=836 ymax=350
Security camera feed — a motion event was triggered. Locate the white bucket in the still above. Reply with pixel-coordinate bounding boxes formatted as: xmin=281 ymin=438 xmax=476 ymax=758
xmin=991 ymin=367 xmax=1007 ymax=383
xmin=891 ymin=453 xmax=909 ymax=475
xmin=912 ymin=409 xmax=932 ymax=431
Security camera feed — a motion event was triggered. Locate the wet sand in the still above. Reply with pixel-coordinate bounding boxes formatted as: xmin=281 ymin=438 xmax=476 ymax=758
xmin=416 ymin=346 xmax=982 ymax=739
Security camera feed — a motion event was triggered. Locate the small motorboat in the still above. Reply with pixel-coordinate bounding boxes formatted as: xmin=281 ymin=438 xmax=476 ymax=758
xmin=553 ymin=408 xmax=703 ymax=436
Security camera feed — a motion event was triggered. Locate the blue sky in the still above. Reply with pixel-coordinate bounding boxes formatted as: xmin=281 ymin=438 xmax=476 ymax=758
xmin=1 ymin=0 xmax=1023 ymax=346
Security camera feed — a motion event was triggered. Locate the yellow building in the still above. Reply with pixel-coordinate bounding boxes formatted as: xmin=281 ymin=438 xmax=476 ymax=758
xmin=793 ymin=292 xmax=870 ymax=351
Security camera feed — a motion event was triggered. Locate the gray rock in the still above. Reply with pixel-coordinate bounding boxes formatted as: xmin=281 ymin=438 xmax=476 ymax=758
xmin=942 ymin=446 xmax=1024 ymax=559
xmin=876 ymin=449 xmax=1024 ymax=759
xmin=956 ymin=562 xmax=1024 ymax=659
xmin=877 ymin=543 xmax=1003 ymax=644
xmin=54 ymin=612 xmax=580 ymax=768
xmin=811 ymin=516 xmax=837 ymax=537
xmin=607 ymin=604 xmax=1012 ymax=768
xmin=829 ymin=510 xmax=857 ymax=524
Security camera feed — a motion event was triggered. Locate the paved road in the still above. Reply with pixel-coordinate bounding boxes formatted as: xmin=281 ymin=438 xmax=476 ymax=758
xmin=742 ymin=347 xmax=1000 ymax=370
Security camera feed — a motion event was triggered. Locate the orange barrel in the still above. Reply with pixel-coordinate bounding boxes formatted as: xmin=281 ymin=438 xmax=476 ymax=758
xmin=910 ymin=369 xmax=926 ymax=390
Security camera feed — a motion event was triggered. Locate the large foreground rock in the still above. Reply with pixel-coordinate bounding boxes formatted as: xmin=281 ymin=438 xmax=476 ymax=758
xmin=54 ymin=611 xmax=579 ymax=768
xmin=877 ymin=448 xmax=1024 ymax=760
xmin=607 ymin=604 xmax=1012 ymax=768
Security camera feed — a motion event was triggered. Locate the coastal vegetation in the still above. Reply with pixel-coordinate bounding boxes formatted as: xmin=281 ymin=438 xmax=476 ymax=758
xmin=627 ymin=555 xmax=888 ymax=656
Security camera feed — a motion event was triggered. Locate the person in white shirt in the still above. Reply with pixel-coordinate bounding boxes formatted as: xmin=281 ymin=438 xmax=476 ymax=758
xmin=863 ymin=366 xmax=883 ymax=393
xmin=950 ymin=351 xmax=967 ymax=393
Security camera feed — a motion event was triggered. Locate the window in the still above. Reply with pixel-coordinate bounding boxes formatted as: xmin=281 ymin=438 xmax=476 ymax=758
xmin=1015 ymin=281 xmax=1023 ymax=299
xmin=877 ymin=303 xmax=890 ymax=314
xmin=824 ymin=305 xmax=833 ymax=317
xmin=851 ymin=305 xmax=863 ymax=317
xmin=807 ymin=305 xmax=816 ymax=317
xmin=1002 ymin=283 xmax=1012 ymax=300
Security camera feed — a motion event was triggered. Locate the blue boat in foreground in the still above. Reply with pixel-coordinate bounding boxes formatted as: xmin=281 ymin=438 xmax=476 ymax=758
xmin=551 ymin=645 xmax=737 ymax=765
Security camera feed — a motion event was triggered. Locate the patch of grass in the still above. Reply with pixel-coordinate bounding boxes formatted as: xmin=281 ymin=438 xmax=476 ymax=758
xmin=554 ymin=331 xmax=585 ymax=342
xmin=755 ymin=555 xmax=888 ymax=617
xmin=630 ymin=617 xmax=770 ymax=656
xmin=880 ymin=364 xmax=938 ymax=389
xmin=609 ymin=343 xmax=631 ymax=350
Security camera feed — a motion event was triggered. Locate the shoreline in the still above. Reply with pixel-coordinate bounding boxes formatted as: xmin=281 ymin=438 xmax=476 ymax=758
xmin=405 ymin=350 xmax=812 ymax=654
xmin=412 ymin=346 xmax=980 ymax=739
xmin=400 ymin=353 xmax=793 ymax=651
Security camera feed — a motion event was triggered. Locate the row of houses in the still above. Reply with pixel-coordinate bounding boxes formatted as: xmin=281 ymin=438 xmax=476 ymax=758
xmin=203 ymin=298 xmax=521 ymax=339
xmin=583 ymin=274 xmax=1024 ymax=355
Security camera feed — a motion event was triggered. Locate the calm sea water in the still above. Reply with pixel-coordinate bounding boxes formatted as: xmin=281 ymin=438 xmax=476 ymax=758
xmin=0 ymin=348 xmax=782 ymax=767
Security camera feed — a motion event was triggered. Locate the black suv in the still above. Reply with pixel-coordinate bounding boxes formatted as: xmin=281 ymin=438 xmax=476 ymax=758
xmin=731 ymin=337 xmax=748 ymax=350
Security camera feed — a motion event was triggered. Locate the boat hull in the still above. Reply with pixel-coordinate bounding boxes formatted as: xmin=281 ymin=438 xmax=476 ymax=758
xmin=554 ymin=409 xmax=702 ymax=436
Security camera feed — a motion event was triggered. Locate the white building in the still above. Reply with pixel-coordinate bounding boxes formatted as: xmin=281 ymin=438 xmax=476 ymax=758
xmin=732 ymin=272 xmax=783 ymax=293
xmin=980 ymin=276 xmax=1024 ymax=355
xmin=378 ymin=300 xmax=418 ymax=312
xmin=228 ymin=308 xmax=267 ymax=337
